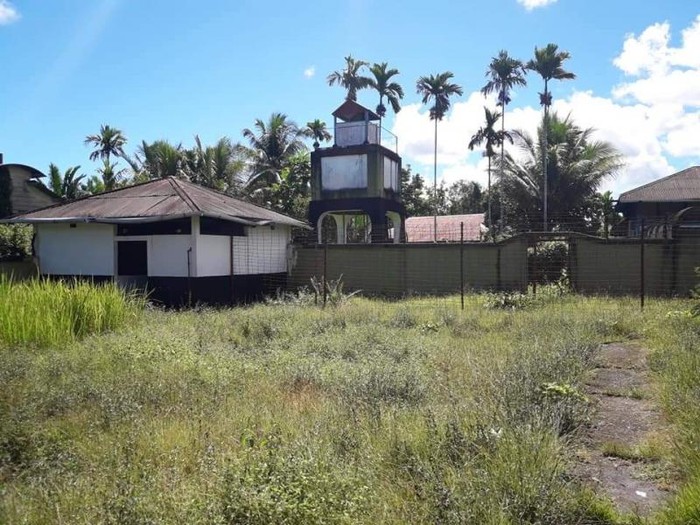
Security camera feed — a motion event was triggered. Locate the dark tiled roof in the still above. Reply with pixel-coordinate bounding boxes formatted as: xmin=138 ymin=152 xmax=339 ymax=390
xmin=5 ymin=177 xmax=308 ymax=228
xmin=618 ymin=166 xmax=700 ymax=203
xmin=406 ymin=214 xmax=484 ymax=242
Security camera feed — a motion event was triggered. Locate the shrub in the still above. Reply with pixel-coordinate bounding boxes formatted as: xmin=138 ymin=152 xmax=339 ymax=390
xmin=0 ymin=224 xmax=32 ymax=261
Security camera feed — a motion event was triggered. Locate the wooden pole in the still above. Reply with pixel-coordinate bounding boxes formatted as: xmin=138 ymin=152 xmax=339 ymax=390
xmin=460 ymin=222 xmax=464 ymax=311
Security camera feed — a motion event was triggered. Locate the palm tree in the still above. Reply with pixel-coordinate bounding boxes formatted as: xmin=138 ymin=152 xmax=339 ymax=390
xmin=96 ymin=159 xmax=127 ymax=191
xmin=468 ymin=107 xmax=512 ymax=234
xmin=183 ymin=136 xmax=246 ymax=193
xmin=526 ymin=44 xmax=576 ymax=230
xmin=305 ymin=119 xmax=332 ymax=149
xmin=242 ymin=113 xmax=307 ymax=189
xmin=416 ymin=72 xmax=463 ymax=241
xmin=481 ymin=50 xmax=527 ymax=230
xmin=84 ymin=125 xmax=127 ymax=163
xmin=48 ymin=163 xmax=85 ymax=200
xmin=500 ymin=113 xmax=622 ymax=232
xmin=124 ymin=140 xmax=184 ymax=180
xmin=368 ymin=62 xmax=404 ymax=131
xmin=327 ymin=56 xmax=372 ymax=101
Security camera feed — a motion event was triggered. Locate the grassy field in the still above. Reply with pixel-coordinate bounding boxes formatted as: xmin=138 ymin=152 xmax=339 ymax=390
xmin=0 ymin=284 xmax=698 ymax=524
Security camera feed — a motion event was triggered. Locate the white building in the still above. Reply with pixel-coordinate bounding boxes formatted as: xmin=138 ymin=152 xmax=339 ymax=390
xmin=4 ymin=177 xmax=308 ymax=304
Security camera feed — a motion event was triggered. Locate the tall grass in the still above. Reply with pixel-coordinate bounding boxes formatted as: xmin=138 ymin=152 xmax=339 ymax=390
xmin=0 ymin=276 xmax=145 ymax=347
xmin=0 ymin=293 xmax=685 ymax=523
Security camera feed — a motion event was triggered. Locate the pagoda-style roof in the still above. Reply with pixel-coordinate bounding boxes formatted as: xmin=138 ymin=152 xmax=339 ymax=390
xmin=332 ymin=99 xmax=380 ymax=122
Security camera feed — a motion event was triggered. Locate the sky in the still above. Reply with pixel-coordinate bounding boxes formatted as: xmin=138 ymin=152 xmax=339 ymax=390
xmin=0 ymin=0 xmax=698 ymax=198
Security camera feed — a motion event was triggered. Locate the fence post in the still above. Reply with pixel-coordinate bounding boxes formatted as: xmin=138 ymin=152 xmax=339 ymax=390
xmin=532 ymin=241 xmax=537 ymax=297
xmin=640 ymin=218 xmax=645 ymax=310
xmin=460 ymin=222 xmax=464 ymax=311
xmin=323 ymin=241 xmax=328 ymax=307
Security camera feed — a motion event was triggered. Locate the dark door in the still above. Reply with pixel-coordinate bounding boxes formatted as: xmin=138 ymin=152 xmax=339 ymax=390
xmin=117 ymin=241 xmax=148 ymax=276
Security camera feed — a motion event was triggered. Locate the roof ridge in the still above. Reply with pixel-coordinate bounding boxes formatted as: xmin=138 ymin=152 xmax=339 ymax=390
xmin=619 ymin=166 xmax=700 ymax=198
xmin=168 ymin=177 xmax=202 ymax=214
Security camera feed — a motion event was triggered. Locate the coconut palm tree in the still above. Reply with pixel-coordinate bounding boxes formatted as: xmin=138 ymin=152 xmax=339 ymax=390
xmin=242 ymin=113 xmax=307 ymax=189
xmin=468 ymin=107 xmax=512 ymax=234
xmin=84 ymin=125 xmax=127 ymax=163
xmin=181 ymin=136 xmax=246 ymax=193
xmin=123 ymin=140 xmax=185 ymax=180
xmin=416 ymin=72 xmax=463 ymax=241
xmin=305 ymin=119 xmax=332 ymax=149
xmin=368 ymin=62 xmax=404 ymax=131
xmin=500 ymin=113 xmax=622 ymax=232
xmin=327 ymin=56 xmax=372 ymax=101
xmin=96 ymin=159 xmax=127 ymax=191
xmin=48 ymin=163 xmax=85 ymax=200
xmin=526 ymin=44 xmax=575 ymax=230
xmin=481 ymin=50 xmax=527 ymax=230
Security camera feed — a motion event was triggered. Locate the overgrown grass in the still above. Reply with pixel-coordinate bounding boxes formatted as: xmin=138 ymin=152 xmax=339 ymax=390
xmin=0 ymin=290 xmax=689 ymax=523
xmin=645 ymin=304 xmax=700 ymax=524
xmin=0 ymin=277 xmax=145 ymax=347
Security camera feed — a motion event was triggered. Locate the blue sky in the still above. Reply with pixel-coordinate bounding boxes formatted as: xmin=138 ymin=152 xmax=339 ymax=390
xmin=1 ymin=0 xmax=698 ymax=197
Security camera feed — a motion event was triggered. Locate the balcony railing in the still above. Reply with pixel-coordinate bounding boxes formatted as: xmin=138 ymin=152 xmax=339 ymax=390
xmin=334 ymin=121 xmax=398 ymax=153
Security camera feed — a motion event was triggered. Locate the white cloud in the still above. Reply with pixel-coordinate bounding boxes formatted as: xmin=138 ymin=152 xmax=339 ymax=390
xmin=392 ymin=16 xmax=700 ymax=198
xmin=0 ymin=0 xmax=20 ymax=25
xmin=304 ymin=66 xmax=316 ymax=79
xmin=516 ymin=0 xmax=557 ymax=11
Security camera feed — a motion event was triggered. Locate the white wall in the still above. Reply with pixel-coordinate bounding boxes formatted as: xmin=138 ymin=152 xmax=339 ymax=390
xmin=36 ymin=223 xmax=115 ymax=276
xmin=149 ymin=236 xmax=191 ymax=276
xmin=233 ymin=225 xmax=290 ymax=275
xmin=197 ymin=235 xmax=230 ymax=276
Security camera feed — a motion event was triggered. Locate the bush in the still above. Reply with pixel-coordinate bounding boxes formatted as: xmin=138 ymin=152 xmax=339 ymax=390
xmin=0 ymin=224 xmax=32 ymax=261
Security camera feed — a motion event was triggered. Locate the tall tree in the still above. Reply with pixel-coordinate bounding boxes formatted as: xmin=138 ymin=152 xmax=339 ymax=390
xmin=96 ymin=159 xmax=127 ymax=191
xmin=481 ymin=50 xmax=527 ymax=230
xmin=400 ymin=166 xmax=432 ymax=217
xmin=368 ymin=62 xmax=404 ymax=130
xmin=182 ymin=136 xmax=246 ymax=193
xmin=416 ymin=72 xmax=463 ymax=241
xmin=447 ymin=180 xmax=485 ymax=215
xmin=242 ymin=113 xmax=307 ymax=189
xmin=468 ymin=107 xmax=512 ymax=234
xmin=48 ymin=163 xmax=85 ymax=200
xmin=125 ymin=140 xmax=185 ymax=180
xmin=305 ymin=119 xmax=332 ymax=149
xmin=526 ymin=43 xmax=576 ymax=230
xmin=84 ymin=125 xmax=127 ymax=163
xmin=327 ymin=56 xmax=372 ymax=101
xmin=499 ymin=113 xmax=622 ymax=232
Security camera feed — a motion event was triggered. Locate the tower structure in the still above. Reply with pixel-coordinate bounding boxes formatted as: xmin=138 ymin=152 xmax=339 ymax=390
xmin=309 ymin=100 xmax=405 ymax=243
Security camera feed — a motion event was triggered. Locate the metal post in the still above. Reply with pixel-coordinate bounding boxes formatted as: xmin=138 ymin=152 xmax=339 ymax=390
xmin=640 ymin=219 xmax=645 ymax=310
xmin=532 ymin=242 xmax=537 ymax=297
xmin=323 ymin=242 xmax=328 ymax=307
xmin=460 ymin=222 xmax=464 ymax=311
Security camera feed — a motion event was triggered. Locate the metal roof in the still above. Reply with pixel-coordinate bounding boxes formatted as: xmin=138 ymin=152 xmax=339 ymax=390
xmin=406 ymin=214 xmax=485 ymax=242
xmin=618 ymin=166 xmax=700 ymax=203
xmin=4 ymin=177 xmax=309 ymax=228
xmin=332 ymin=99 xmax=380 ymax=122
xmin=0 ymin=163 xmax=46 ymax=179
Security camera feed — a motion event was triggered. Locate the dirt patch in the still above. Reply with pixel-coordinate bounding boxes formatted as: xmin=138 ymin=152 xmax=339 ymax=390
xmin=574 ymin=342 xmax=670 ymax=517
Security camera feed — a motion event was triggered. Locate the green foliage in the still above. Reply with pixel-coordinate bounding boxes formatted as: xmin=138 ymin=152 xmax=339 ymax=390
xmin=691 ymin=267 xmax=700 ymax=317
xmin=530 ymin=241 xmax=569 ymax=284
xmin=483 ymin=291 xmax=533 ymax=310
xmin=0 ymin=224 xmax=32 ymax=261
xmin=0 ymin=277 xmax=144 ymax=347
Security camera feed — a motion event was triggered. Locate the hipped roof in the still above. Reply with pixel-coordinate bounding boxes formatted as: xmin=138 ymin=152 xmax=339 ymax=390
xmin=4 ymin=177 xmax=309 ymax=228
xmin=618 ymin=166 xmax=700 ymax=203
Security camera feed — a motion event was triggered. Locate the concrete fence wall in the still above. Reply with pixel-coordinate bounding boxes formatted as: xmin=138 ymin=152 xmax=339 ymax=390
xmin=290 ymin=231 xmax=699 ymax=297
xmin=289 ymin=236 xmax=529 ymax=296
